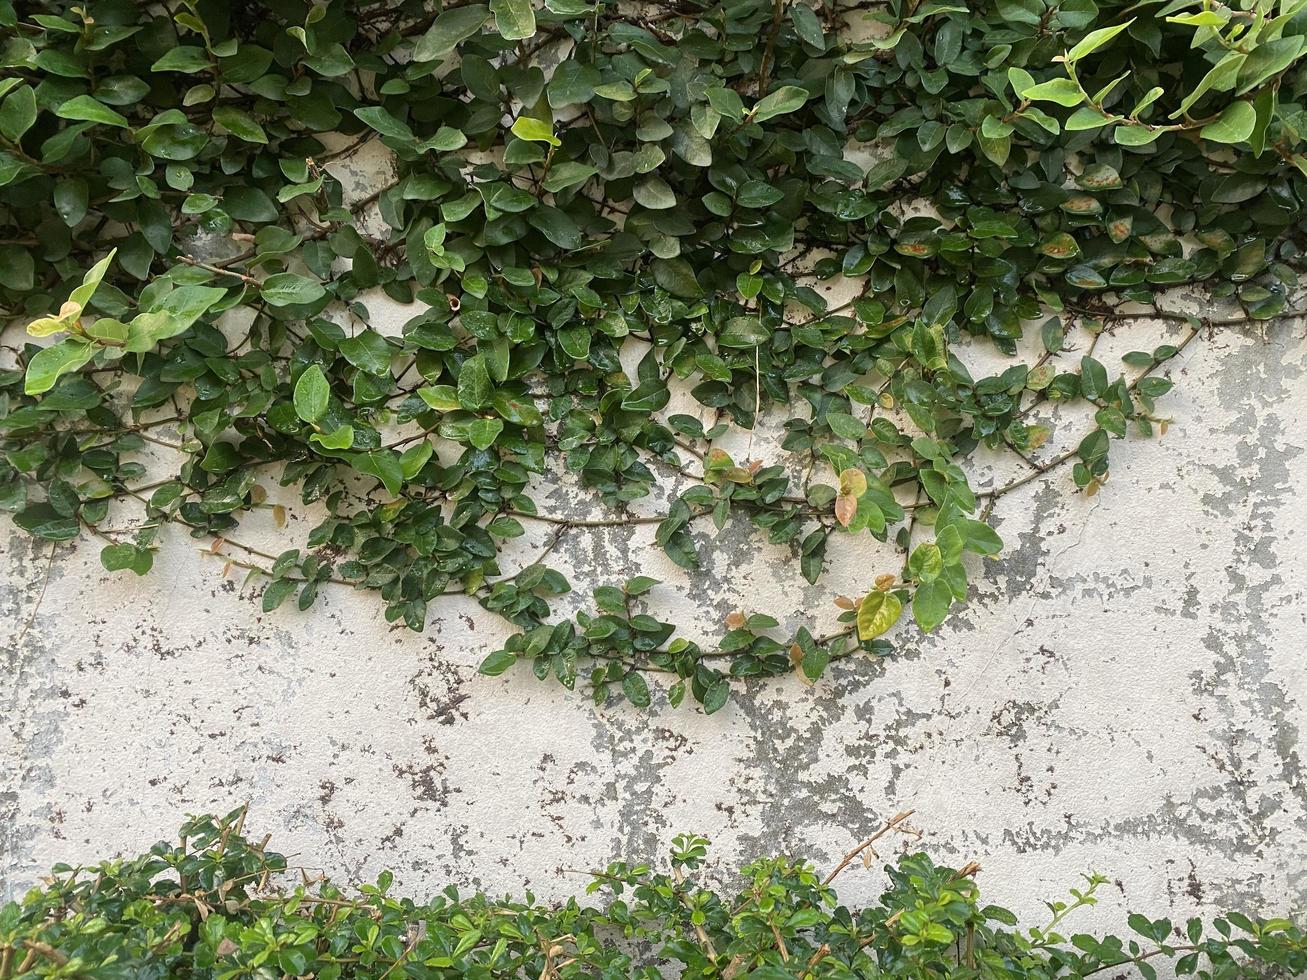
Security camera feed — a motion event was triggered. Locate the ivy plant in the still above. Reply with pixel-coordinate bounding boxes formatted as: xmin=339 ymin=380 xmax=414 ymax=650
xmin=2 ymin=808 xmax=1304 ymax=979
xmin=1 ymin=0 xmax=1303 ymax=710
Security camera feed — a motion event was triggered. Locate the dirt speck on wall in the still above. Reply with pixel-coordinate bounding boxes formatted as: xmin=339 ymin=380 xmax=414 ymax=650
xmin=2 ymin=321 xmax=1305 ymax=932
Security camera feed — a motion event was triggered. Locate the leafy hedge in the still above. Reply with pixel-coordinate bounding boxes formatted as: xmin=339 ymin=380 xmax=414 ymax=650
xmin=2 ymin=809 xmax=1304 ymax=978
xmin=2 ymin=0 xmax=1305 ymax=708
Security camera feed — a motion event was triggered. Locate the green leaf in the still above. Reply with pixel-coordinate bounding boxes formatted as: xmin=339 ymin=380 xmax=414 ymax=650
xmin=262 ymin=579 xmax=298 ymax=613
xmin=1007 ymin=67 xmax=1036 ymax=97
xmin=633 ymin=176 xmax=676 ymax=209
xmin=1114 ymin=124 xmax=1163 ymax=146
xmin=479 ymin=649 xmax=517 ymax=676
xmin=625 ymin=576 xmax=659 ymax=595
xmin=25 ymin=339 xmax=95 ymax=394
xmin=1064 ymin=19 xmax=1133 ymax=63
xmin=0 ymin=85 xmax=37 ymax=141
xmin=529 ymin=206 xmax=581 ymax=249
xmin=857 ymin=591 xmax=902 ymax=640
xmin=908 ymin=542 xmax=943 ymax=583
xmin=1235 ymin=37 xmax=1305 ymax=95
xmin=352 ymin=450 xmax=403 ymax=496
xmin=651 ymin=257 xmax=703 ymax=299
xmin=68 ymin=248 xmax=117 ymax=311
xmin=718 ymin=316 xmax=771 ymax=348
xmin=100 ymin=543 xmax=153 ymax=575
xmin=353 ymin=106 xmax=414 ymax=142
xmin=261 ymin=272 xmax=327 ymax=306
xmin=542 ymin=161 xmax=597 ymax=192
xmin=400 ymin=442 xmax=434 ymax=478
xmin=0 ymin=245 xmax=33 ymax=290
xmin=125 ymin=285 xmax=226 ymax=352
xmin=801 ymin=643 xmax=830 ymax=681
xmin=827 ymin=413 xmax=866 ymax=441
xmin=311 ymin=424 xmax=354 ymax=450
xmin=1066 ymin=265 xmax=1107 ymax=288
xmin=621 ymin=671 xmax=651 ymax=708
xmin=548 ymin=60 xmax=600 ymax=107
xmin=557 ymin=325 xmax=591 ymax=360
xmin=413 ymin=5 xmax=488 ymax=60
xmin=706 ymin=86 xmax=745 ymax=120
xmin=702 ymin=679 xmax=731 ymax=714
xmin=510 ymin=115 xmax=559 ymax=146
xmin=418 ymin=385 xmax=460 ymax=411
xmin=213 ymin=105 xmax=267 ymax=143
xmin=294 ymin=365 xmax=330 ymax=423
xmin=958 ymin=518 xmax=1003 ymax=556
xmin=422 ymin=126 xmax=467 ymax=152
xmin=457 ymin=354 xmax=493 ymax=410
xmin=490 ymin=0 xmax=536 ymax=41
xmin=977 ymin=132 xmax=1011 ymax=166
xmin=1080 ymin=356 xmax=1109 ymax=400
xmin=468 ymin=417 xmax=504 ymax=450
xmin=150 ymin=47 xmax=210 ymax=73
xmin=1019 ymin=77 xmax=1083 ymax=107
xmin=1066 ymin=106 xmax=1112 ymax=131
xmin=750 ymin=85 xmax=810 ymax=122
xmin=1076 ymin=163 xmax=1122 ymax=190
xmin=1201 ymin=101 xmax=1256 ymax=144
xmin=791 ymin=4 xmax=825 ymax=47
xmin=1175 ymin=52 xmax=1245 ymax=117
xmin=339 ymin=330 xmax=393 ymax=377
xmin=14 ymin=503 xmax=80 ymax=541
xmin=912 ymin=580 xmax=951 ymax=632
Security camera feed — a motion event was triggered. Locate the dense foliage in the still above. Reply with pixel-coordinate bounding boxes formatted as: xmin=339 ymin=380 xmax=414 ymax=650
xmin=3 ymin=809 xmax=1305 ymax=979
xmin=2 ymin=0 xmax=1304 ymax=708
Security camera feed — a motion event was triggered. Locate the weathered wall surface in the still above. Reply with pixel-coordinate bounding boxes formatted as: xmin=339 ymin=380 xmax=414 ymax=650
xmin=2 ymin=314 xmax=1306 ymax=938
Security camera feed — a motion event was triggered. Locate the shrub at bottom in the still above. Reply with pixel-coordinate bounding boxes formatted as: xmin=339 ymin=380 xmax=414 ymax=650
xmin=1 ymin=808 xmax=1303 ymax=978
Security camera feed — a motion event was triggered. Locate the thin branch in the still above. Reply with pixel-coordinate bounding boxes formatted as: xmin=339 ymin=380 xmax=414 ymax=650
xmin=822 ymin=810 xmax=916 ymax=886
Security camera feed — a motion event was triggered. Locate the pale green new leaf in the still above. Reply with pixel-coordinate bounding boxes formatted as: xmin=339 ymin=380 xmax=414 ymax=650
xmin=490 ymin=0 xmax=536 ymax=41
xmin=311 ymin=424 xmax=354 ymax=450
xmin=1115 ymin=123 xmax=1164 ymax=145
xmin=1020 ymin=77 xmax=1084 ymax=107
xmin=25 ymin=339 xmax=96 ymax=394
xmin=1201 ymin=100 xmax=1256 ymax=144
xmin=510 ymin=115 xmax=560 ymax=146
xmin=1064 ymin=19 xmax=1134 ymax=63
xmin=68 ymin=248 xmax=118 ymax=311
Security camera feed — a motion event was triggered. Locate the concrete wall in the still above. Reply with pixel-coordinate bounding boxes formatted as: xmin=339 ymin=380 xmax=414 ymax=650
xmin=3 ymin=305 xmax=1305 ymax=938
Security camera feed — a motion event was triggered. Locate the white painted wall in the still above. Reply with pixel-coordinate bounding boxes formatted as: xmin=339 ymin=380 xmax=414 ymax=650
xmin=3 ymin=306 xmax=1305 ymax=941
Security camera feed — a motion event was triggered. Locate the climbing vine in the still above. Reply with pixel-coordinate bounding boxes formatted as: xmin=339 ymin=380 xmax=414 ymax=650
xmin=1 ymin=0 xmax=1304 ymax=710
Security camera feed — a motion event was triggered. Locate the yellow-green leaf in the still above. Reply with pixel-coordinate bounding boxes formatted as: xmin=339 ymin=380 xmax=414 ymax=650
xmin=857 ymin=590 xmax=902 ymax=641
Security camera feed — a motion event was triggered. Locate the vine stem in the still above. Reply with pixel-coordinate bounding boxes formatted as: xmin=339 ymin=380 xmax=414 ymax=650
xmin=1080 ymin=943 xmax=1202 ymax=976
xmin=821 ymin=810 xmax=916 ymax=886
xmin=756 ymin=0 xmax=786 ymax=96
xmin=508 ymin=509 xmax=669 ymax=528
xmin=978 ymin=315 xmax=1206 ymax=513
xmin=177 ymin=255 xmax=257 ymax=284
